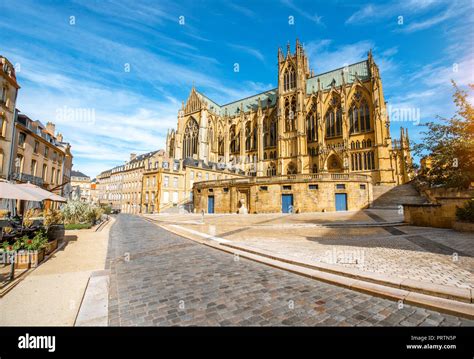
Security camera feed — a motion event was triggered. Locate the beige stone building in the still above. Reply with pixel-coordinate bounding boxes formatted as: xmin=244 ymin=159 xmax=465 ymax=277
xmin=11 ymin=114 xmax=73 ymax=196
xmin=97 ymin=165 xmax=124 ymax=211
xmin=70 ymin=170 xmax=92 ymax=202
xmin=121 ymin=152 xmax=156 ymax=214
xmin=0 ymin=55 xmax=20 ymax=179
xmin=141 ymin=151 xmax=245 ymax=214
xmin=167 ymin=41 xmax=413 ymax=213
xmin=97 ymin=149 xmax=245 ymax=214
xmin=97 ymin=151 xmax=156 ymax=213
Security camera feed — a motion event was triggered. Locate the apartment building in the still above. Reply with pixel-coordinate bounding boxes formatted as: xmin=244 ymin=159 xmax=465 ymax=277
xmin=121 ymin=151 xmax=157 ymax=214
xmin=0 ymin=55 xmax=20 ymax=179
xmin=70 ymin=170 xmax=92 ymax=202
xmin=141 ymin=153 xmax=246 ymax=214
xmin=11 ymin=114 xmax=73 ymax=195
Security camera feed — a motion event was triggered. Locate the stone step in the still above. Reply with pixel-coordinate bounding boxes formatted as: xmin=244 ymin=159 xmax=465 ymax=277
xmin=371 ymin=183 xmax=427 ymax=208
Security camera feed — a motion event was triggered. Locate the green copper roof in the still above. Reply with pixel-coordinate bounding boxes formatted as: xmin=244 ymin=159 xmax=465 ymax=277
xmin=306 ymin=60 xmax=370 ymax=93
xmin=196 ymin=60 xmax=370 ymax=116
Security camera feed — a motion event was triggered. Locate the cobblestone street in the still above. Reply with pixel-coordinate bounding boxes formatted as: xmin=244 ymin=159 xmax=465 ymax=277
xmin=107 ymin=215 xmax=473 ymax=326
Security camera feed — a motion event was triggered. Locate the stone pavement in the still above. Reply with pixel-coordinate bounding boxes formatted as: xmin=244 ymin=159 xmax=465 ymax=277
xmin=0 ymin=221 xmax=112 ymax=326
xmin=145 ymin=211 xmax=474 ymax=291
xmin=107 ymin=215 xmax=473 ymax=326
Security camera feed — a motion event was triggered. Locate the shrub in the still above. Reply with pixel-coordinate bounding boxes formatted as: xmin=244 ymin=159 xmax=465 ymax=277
xmin=456 ymin=199 xmax=474 ymax=223
xmin=60 ymin=201 xmax=103 ymax=225
xmin=100 ymin=205 xmax=112 ymax=215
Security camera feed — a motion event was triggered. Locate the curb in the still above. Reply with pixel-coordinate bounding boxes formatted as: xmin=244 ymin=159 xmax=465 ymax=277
xmin=148 ymin=219 xmax=474 ymax=319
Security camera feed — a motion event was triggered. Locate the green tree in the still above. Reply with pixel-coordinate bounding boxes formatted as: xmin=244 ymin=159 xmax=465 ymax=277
xmin=414 ymin=82 xmax=474 ymax=188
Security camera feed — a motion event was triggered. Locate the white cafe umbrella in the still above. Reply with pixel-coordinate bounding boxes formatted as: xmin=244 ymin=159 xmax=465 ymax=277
xmin=17 ymin=183 xmax=67 ymax=203
xmin=0 ymin=181 xmax=44 ymax=201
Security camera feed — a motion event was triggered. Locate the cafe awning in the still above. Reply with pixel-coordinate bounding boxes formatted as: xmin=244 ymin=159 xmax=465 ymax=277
xmin=0 ymin=180 xmax=44 ymax=201
xmin=17 ymin=183 xmax=67 ymax=202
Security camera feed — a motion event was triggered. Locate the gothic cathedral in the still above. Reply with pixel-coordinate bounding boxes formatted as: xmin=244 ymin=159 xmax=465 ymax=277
xmin=167 ymin=40 xmax=412 ymax=186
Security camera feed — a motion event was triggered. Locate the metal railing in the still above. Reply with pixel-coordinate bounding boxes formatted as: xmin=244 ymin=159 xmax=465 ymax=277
xmin=193 ymin=172 xmax=371 ymax=188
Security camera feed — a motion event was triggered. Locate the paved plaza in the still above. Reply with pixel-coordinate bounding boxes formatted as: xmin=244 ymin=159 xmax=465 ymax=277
xmin=146 ymin=210 xmax=474 ymax=290
xmin=107 ymin=215 xmax=473 ymax=326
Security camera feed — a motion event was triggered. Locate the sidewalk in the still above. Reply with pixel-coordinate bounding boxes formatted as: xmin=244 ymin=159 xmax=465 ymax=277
xmin=143 ymin=211 xmax=474 ymax=318
xmin=0 ymin=219 xmax=113 ymax=326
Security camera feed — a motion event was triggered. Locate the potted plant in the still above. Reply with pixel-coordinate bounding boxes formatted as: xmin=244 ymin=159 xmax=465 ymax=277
xmin=44 ymin=208 xmax=65 ymax=244
xmin=10 ymin=235 xmax=30 ymax=269
xmin=25 ymin=230 xmax=48 ymax=267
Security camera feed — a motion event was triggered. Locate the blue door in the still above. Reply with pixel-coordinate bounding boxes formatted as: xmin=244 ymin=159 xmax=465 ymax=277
xmin=335 ymin=193 xmax=347 ymax=211
xmin=208 ymin=196 xmax=215 ymax=214
xmin=281 ymin=194 xmax=293 ymax=213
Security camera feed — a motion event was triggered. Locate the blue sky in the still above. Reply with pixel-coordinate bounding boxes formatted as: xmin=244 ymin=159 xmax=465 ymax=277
xmin=0 ymin=0 xmax=472 ymax=177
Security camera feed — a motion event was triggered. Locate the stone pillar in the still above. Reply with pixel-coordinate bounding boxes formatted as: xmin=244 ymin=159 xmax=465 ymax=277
xmin=239 ymin=118 xmax=245 ymax=171
xmin=198 ymin=109 xmax=208 ymax=163
xmin=257 ymin=114 xmax=264 ymax=176
xmin=224 ymin=120 xmax=229 ymax=164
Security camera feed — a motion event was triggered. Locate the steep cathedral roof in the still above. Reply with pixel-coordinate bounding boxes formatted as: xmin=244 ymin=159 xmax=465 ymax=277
xmin=194 ymin=60 xmax=370 ymax=117
xmin=306 ymin=60 xmax=370 ymax=92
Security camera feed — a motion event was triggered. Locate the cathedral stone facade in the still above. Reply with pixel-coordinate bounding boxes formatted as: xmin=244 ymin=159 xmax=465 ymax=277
xmin=167 ymin=40 xmax=413 ymax=213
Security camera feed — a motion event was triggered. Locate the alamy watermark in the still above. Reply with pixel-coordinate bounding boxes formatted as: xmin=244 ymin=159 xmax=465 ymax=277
xmin=56 ymin=105 xmax=96 ymax=124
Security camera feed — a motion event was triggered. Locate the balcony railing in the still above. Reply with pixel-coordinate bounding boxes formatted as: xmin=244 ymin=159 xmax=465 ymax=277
xmin=193 ymin=172 xmax=371 ymax=188
xmin=11 ymin=172 xmax=44 ymax=186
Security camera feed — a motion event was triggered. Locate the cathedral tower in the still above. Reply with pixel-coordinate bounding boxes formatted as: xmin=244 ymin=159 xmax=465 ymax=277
xmin=277 ymin=39 xmax=311 ymax=175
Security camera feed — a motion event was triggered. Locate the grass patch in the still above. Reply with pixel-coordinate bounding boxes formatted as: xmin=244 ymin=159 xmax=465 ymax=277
xmin=65 ymin=223 xmax=92 ymax=230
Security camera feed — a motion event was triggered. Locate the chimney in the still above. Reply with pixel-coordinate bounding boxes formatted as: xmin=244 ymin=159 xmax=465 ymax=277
xmin=130 ymin=153 xmax=137 ymax=161
xmin=56 ymin=133 xmax=63 ymax=142
xmin=46 ymin=122 xmax=56 ymax=136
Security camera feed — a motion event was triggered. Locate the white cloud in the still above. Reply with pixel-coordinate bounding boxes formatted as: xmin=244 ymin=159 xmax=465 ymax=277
xmin=228 ymin=44 xmax=265 ymax=62
xmin=345 ymin=5 xmax=379 ymax=25
xmin=345 ymin=1 xmax=465 ymax=33
xmin=280 ymin=0 xmax=324 ymax=25
xmin=305 ymin=40 xmax=374 ymax=74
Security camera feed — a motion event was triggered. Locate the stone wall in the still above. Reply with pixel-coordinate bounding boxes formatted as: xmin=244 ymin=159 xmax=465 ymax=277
xmin=193 ymin=174 xmax=372 ymax=214
xmin=403 ymin=188 xmax=473 ymax=229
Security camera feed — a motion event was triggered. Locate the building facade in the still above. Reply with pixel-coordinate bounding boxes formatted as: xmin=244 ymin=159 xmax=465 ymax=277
xmin=11 ymin=114 xmax=73 ymax=195
xmin=141 ymin=152 xmax=245 ymax=214
xmin=70 ymin=170 xmax=92 ymax=202
xmin=167 ymin=41 xmax=413 ymax=213
xmin=0 ymin=55 xmax=20 ymax=180
xmin=97 ymin=149 xmax=245 ymax=214
xmin=167 ymin=41 xmax=412 ymax=184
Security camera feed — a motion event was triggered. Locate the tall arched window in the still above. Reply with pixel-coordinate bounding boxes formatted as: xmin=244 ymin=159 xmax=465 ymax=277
xmin=245 ymin=122 xmax=251 ymax=151
xmin=183 ymin=118 xmax=199 ymax=158
xmin=252 ymin=124 xmax=257 ymax=150
xmin=218 ymin=133 xmax=224 ymax=156
xmin=325 ymin=99 xmax=342 ymax=138
xmin=285 ymin=96 xmax=297 ymax=132
xmin=208 ymin=124 xmax=214 ymax=152
xmin=230 ymin=125 xmax=240 ymax=154
xmin=269 ymin=115 xmax=277 ymax=146
xmin=283 ymin=66 xmax=296 ymax=91
xmin=349 ymin=99 xmax=371 ymax=134
xmin=267 ymin=162 xmax=276 ymax=176
xmin=306 ymin=106 xmax=317 ymax=143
